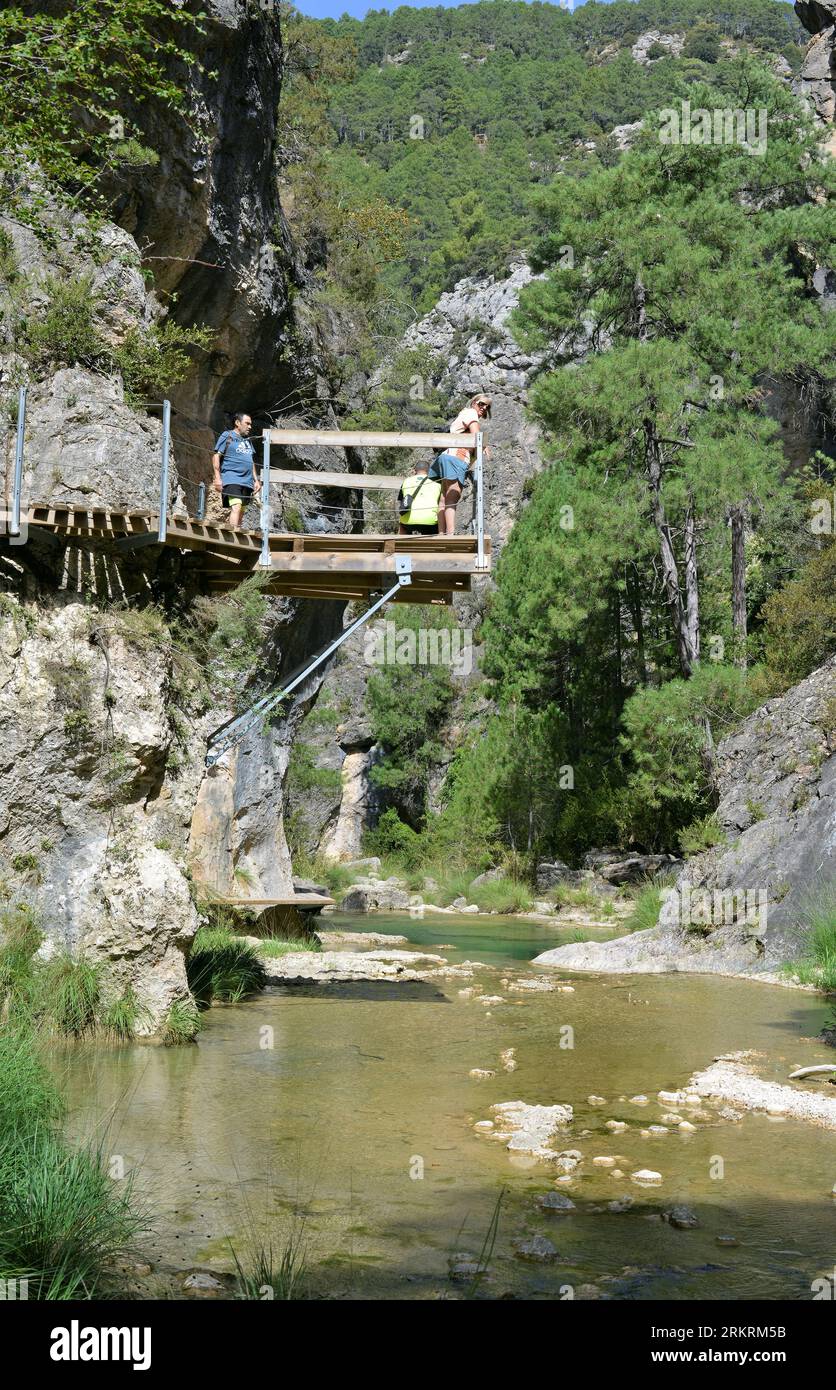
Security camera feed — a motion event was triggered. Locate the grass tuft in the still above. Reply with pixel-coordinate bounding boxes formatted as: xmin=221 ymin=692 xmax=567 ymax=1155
xmin=623 ymin=884 xmax=662 ymax=934
xmin=257 ymin=936 xmax=322 ymax=958
xmin=187 ymin=927 xmax=266 ymax=1007
xmin=783 ymin=886 xmax=836 ymax=992
xmin=160 ymin=998 xmax=201 ymax=1046
xmin=0 ymin=1024 xmax=146 ymax=1298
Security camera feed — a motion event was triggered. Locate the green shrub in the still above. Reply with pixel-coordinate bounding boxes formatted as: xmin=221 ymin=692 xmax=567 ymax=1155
xmin=101 ymin=986 xmax=150 ymax=1042
xmin=618 ymin=664 xmax=779 ymax=848
xmin=682 ymin=22 xmax=721 ymax=61
xmin=39 ymin=953 xmax=101 ymax=1038
xmin=468 ymin=879 xmax=533 ymax=914
xmin=63 ymin=710 xmax=93 ymax=746
xmin=258 ymin=937 xmax=322 ymax=958
xmin=363 ymin=808 xmax=422 ymax=867
xmin=113 ymin=321 xmax=213 ymax=406
xmin=290 ymin=852 xmax=354 ymax=895
xmin=0 ymin=903 xmax=42 ymax=1017
xmin=760 ymin=543 xmax=836 ymax=685
xmin=287 ymin=743 xmax=342 ymax=794
xmin=24 ymin=275 xmax=102 ymax=368
xmin=624 ymin=884 xmax=662 ymax=934
xmin=678 ymin=814 xmax=729 ymax=855
xmin=0 ymin=1022 xmax=61 ymax=1138
xmin=187 ymin=927 xmax=266 ymax=1007
xmin=0 ymin=227 xmax=18 ymax=286
xmin=161 ymin=997 xmax=201 ymax=1046
xmin=10 ymin=853 xmax=38 ymax=876
xmin=784 ymin=886 xmax=836 ymax=992
xmin=0 ymin=1023 xmax=145 ymax=1299
xmin=229 ymin=1225 xmax=308 ymax=1301
xmin=192 ymin=573 xmax=272 ymax=694
xmin=547 ymin=883 xmax=601 ymax=910
xmin=104 ymin=604 xmax=169 ymax=653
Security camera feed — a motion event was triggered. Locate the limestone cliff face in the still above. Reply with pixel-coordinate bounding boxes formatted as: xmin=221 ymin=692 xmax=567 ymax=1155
xmin=0 ymin=4 xmax=350 ymax=1029
xmin=795 ymin=0 xmax=836 ymax=142
xmin=107 ymin=1 xmax=294 ymax=496
xmin=400 ymin=261 xmax=545 ymax=562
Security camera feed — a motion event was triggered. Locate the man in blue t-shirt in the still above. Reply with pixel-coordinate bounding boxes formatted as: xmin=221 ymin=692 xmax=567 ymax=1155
xmin=212 ymin=411 xmax=261 ymax=530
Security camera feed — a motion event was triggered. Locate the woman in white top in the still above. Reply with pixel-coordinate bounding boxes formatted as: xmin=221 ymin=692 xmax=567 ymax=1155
xmin=429 ymin=394 xmax=491 ymax=535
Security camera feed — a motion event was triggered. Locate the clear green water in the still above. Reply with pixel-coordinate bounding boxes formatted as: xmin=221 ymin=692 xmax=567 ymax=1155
xmin=60 ymin=913 xmax=836 ymax=1300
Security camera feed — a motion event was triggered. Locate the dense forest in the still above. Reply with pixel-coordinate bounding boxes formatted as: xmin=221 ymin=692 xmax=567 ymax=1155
xmin=281 ymin=0 xmax=807 ymax=308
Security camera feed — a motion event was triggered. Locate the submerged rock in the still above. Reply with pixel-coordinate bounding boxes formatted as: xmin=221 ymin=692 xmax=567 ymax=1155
xmin=662 ymin=1205 xmax=700 ymax=1230
xmin=536 ymin=1192 xmax=576 ymax=1212
xmin=513 ymin=1236 xmax=558 ymax=1262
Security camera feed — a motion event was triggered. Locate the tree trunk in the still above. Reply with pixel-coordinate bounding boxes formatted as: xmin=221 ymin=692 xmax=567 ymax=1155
xmin=683 ymin=492 xmax=700 ymax=667
xmin=730 ymin=504 xmax=747 ymax=668
xmin=645 ymin=418 xmax=697 ymax=678
xmin=627 ymin=563 xmax=648 ymax=685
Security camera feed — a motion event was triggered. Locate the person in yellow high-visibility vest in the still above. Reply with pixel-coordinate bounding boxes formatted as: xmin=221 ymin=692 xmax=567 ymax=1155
xmin=397 ymin=460 xmax=441 ymax=536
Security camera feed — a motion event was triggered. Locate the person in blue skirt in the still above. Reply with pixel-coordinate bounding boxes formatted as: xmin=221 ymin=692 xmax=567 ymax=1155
xmin=430 ymin=394 xmax=491 ymax=534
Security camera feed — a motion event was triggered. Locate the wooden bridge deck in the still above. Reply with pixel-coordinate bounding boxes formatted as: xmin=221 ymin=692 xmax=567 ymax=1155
xmin=23 ymin=505 xmax=490 ymax=604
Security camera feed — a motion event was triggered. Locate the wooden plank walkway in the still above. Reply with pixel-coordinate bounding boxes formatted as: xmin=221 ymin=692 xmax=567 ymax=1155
xmin=22 ymin=505 xmax=491 ymax=604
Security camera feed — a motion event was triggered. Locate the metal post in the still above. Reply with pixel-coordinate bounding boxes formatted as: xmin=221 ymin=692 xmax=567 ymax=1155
xmin=196 ymin=481 xmax=206 ymax=521
xmin=157 ymin=399 xmax=171 ymax=543
xmin=475 ymin=430 xmax=485 ymax=570
xmin=10 ymin=385 xmax=26 ymax=539
xmin=259 ymin=433 xmax=271 ymax=568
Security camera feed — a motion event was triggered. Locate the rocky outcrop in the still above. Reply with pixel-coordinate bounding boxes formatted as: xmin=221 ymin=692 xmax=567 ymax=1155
xmin=534 ymin=658 xmax=836 ymax=977
xmin=0 ymin=200 xmax=172 ymax=515
xmin=106 ymin=2 xmax=296 ymax=494
xmin=794 ymin=0 xmax=836 ymax=135
xmin=631 ymin=32 xmax=684 ymax=65
xmin=687 ymin=1050 xmax=836 ymax=1129
xmin=339 ymin=879 xmax=412 ymax=911
xmin=400 ymin=261 xmax=545 ymax=559
xmin=259 ymin=946 xmax=447 ymax=984
xmin=0 ymin=595 xmax=202 ymax=1031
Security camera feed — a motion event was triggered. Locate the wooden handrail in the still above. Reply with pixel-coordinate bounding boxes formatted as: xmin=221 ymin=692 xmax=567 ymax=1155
xmin=265 ymin=428 xmax=477 ymax=450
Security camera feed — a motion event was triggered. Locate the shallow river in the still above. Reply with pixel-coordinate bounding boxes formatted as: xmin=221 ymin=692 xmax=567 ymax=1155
xmin=60 ymin=913 xmax=836 ymax=1300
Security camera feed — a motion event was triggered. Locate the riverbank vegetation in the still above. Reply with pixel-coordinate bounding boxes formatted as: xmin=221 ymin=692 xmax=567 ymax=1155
xmin=781 ymin=890 xmax=836 ymax=992
xmin=0 ymin=1022 xmax=146 ymax=1298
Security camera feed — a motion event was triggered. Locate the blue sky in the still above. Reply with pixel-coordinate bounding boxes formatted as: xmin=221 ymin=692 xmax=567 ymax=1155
xmin=298 ymin=0 xmax=580 ymax=20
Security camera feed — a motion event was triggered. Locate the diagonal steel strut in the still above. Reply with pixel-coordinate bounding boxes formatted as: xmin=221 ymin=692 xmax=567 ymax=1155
xmin=204 ymin=557 xmax=412 ymax=768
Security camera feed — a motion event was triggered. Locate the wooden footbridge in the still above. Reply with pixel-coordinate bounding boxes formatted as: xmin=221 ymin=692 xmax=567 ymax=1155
xmin=12 ymin=417 xmax=490 ymax=606
xmin=20 ymin=503 xmax=487 ymax=605
xmin=4 ymin=404 xmax=490 ymax=765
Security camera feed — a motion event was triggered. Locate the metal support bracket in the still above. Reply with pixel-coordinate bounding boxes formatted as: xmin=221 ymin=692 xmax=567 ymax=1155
xmin=205 ymin=557 xmax=412 ymax=768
